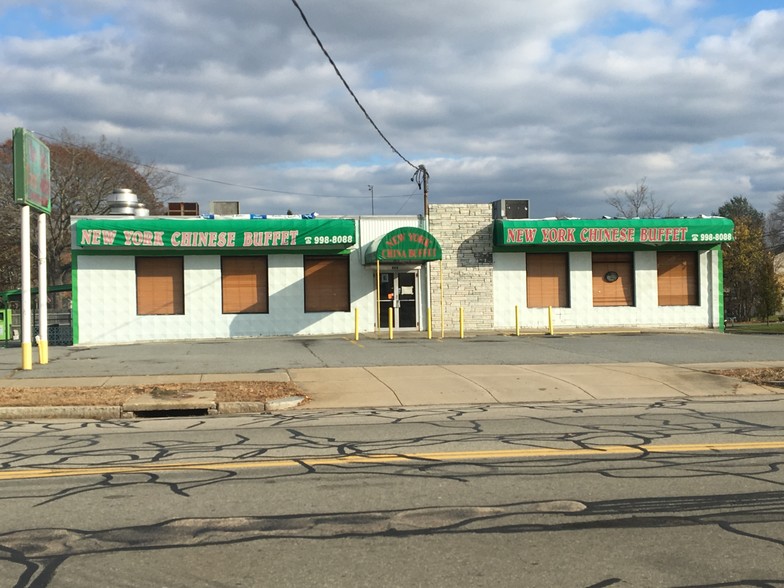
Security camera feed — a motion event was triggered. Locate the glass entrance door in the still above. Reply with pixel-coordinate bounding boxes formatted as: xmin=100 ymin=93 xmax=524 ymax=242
xmin=379 ymin=271 xmax=418 ymax=329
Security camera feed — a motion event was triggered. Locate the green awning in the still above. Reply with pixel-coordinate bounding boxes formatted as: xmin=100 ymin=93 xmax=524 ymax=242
xmin=494 ymin=217 xmax=734 ymax=250
xmin=74 ymin=217 xmax=356 ymax=252
xmin=363 ymin=227 xmax=442 ymax=264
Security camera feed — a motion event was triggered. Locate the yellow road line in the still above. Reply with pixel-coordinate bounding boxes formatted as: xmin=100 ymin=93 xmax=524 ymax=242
xmin=1 ymin=441 xmax=783 ymax=481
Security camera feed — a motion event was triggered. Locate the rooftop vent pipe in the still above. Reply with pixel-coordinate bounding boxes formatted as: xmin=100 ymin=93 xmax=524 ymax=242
xmin=105 ymin=189 xmax=149 ymax=216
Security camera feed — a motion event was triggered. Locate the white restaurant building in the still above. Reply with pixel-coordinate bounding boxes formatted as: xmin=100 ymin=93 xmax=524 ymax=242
xmin=70 ymin=202 xmax=734 ymax=345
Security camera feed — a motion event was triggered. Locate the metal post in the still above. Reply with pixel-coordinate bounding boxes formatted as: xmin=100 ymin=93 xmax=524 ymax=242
xmin=515 ymin=305 xmax=520 ymax=337
xmin=368 ymin=185 xmax=374 ymax=215
xmin=459 ymin=307 xmax=464 ymax=339
xmin=21 ymin=206 xmax=32 ymax=370
xmin=376 ymin=260 xmax=381 ymax=334
xmin=38 ymin=212 xmax=48 ymax=364
xmin=427 ymin=307 xmax=432 ymax=340
xmin=388 ymin=307 xmax=394 ymax=340
xmin=439 ymin=259 xmax=444 ymax=339
xmin=354 ymin=308 xmax=359 ymax=341
xmin=548 ymin=306 xmax=554 ymax=336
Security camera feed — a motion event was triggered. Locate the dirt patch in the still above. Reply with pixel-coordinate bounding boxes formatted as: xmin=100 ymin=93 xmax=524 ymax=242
xmin=0 ymin=381 xmax=302 ymax=407
xmin=711 ymin=367 xmax=784 ymax=388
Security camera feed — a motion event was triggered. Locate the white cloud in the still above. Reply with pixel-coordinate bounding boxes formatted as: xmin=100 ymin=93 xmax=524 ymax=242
xmin=1 ymin=0 xmax=783 ymax=218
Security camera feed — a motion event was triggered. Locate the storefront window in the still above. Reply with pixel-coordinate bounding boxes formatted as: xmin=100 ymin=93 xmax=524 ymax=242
xmin=592 ymin=252 xmax=634 ymax=307
xmin=304 ymin=256 xmax=350 ymax=312
xmin=221 ymin=256 xmax=269 ymax=314
xmin=136 ymin=257 xmax=184 ymax=315
xmin=526 ymin=253 xmax=569 ymax=308
xmin=657 ymin=251 xmax=698 ymax=306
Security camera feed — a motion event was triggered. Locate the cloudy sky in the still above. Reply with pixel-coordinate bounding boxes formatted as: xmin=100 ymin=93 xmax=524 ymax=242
xmin=2 ymin=0 xmax=783 ymax=218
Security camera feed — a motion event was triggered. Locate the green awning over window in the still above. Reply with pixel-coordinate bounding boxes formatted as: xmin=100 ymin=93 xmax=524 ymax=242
xmin=494 ymin=217 xmax=734 ymax=250
xmin=363 ymin=227 xmax=442 ymax=264
xmin=74 ymin=217 xmax=356 ymax=252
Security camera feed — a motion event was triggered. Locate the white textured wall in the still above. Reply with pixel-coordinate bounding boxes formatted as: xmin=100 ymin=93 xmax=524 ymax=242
xmin=492 ymin=249 xmax=720 ymax=330
xmin=75 ymin=215 xmax=430 ymax=344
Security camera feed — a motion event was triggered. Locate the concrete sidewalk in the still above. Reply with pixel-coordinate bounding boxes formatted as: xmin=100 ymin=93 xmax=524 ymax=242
xmin=1 ymin=360 xmax=782 ymax=419
xmin=293 ymin=362 xmax=782 ymax=409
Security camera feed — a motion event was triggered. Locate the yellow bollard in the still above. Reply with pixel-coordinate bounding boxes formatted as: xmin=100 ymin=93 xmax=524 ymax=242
xmin=459 ymin=307 xmax=464 ymax=339
xmin=388 ymin=307 xmax=394 ymax=340
xmin=548 ymin=306 xmax=554 ymax=336
xmin=354 ymin=308 xmax=359 ymax=341
xmin=515 ymin=305 xmax=520 ymax=337
xmin=427 ymin=307 xmax=432 ymax=340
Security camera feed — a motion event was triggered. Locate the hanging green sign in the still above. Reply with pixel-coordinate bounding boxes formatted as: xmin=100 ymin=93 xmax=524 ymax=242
xmin=13 ymin=128 xmax=52 ymax=214
xmin=363 ymin=227 xmax=442 ymax=264
xmin=75 ymin=217 xmax=356 ymax=251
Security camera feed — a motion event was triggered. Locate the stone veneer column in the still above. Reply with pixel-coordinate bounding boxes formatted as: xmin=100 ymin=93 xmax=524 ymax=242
xmin=428 ymin=203 xmax=494 ymax=333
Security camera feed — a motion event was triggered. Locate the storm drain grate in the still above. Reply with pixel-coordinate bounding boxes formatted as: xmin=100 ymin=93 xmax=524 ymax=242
xmin=131 ymin=408 xmax=211 ymax=418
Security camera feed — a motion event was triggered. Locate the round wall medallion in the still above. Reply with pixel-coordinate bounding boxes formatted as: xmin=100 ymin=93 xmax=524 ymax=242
xmin=604 ymin=271 xmax=619 ymax=283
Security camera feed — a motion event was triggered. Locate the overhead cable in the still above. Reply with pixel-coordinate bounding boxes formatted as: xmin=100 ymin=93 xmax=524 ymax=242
xmin=289 ymin=0 xmax=418 ymax=171
xmin=29 ymin=131 xmax=410 ymax=200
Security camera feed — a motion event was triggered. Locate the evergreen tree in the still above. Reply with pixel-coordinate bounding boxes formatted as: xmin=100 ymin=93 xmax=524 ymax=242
xmin=718 ymin=197 xmax=781 ymax=321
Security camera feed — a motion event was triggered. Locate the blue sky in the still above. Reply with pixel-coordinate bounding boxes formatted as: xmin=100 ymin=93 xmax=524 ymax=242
xmin=1 ymin=0 xmax=783 ymax=217
xmin=0 ymin=5 xmax=113 ymax=37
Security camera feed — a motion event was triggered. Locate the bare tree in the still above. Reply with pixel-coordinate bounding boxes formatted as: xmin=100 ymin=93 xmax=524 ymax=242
xmin=766 ymin=192 xmax=784 ymax=250
xmin=0 ymin=130 xmax=181 ymax=289
xmin=606 ymin=178 xmax=674 ymax=218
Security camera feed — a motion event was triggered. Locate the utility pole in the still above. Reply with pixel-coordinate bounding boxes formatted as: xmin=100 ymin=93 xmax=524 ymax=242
xmin=421 ymin=165 xmax=429 ymax=218
xmin=368 ymin=184 xmax=374 ymax=215
xmin=412 ymin=165 xmax=429 ymax=218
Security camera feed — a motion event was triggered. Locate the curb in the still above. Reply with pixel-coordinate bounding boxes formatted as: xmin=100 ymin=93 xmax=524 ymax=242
xmin=265 ymin=395 xmax=307 ymax=411
xmin=0 ymin=406 xmax=122 ymax=420
xmin=0 ymin=395 xmax=307 ymax=421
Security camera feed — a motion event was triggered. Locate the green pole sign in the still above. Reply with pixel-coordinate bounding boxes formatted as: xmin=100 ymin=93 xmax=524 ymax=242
xmin=13 ymin=128 xmax=52 ymax=215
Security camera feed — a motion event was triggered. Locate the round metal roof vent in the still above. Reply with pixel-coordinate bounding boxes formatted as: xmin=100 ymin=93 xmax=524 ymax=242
xmin=104 ymin=189 xmax=149 ymax=216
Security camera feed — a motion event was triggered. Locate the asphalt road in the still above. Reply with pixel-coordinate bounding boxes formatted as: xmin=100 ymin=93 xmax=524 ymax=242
xmin=2 ymin=397 xmax=784 ymax=587
xmin=2 ymin=331 xmax=784 ymax=379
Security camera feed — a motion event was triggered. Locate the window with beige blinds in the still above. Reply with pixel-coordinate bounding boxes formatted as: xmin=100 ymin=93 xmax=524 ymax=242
xmin=657 ymin=251 xmax=698 ymax=306
xmin=221 ymin=256 xmax=269 ymax=314
xmin=526 ymin=253 xmax=569 ymax=308
xmin=304 ymin=256 xmax=350 ymax=312
xmin=592 ymin=252 xmax=634 ymax=307
xmin=136 ymin=257 xmax=184 ymax=315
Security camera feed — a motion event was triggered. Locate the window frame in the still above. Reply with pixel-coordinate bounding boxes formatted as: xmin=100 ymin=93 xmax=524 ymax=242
xmin=657 ymin=251 xmax=699 ymax=306
xmin=526 ymin=252 xmax=570 ymax=308
xmin=221 ymin=256 xmax=269 ymax=314
xmin=135 ymin=256 xmax=185 ymax=316
xmin=303 ymin=255 xmax=351 ymax=313
xmin=592 ymin=252 xmax=635 ymax=307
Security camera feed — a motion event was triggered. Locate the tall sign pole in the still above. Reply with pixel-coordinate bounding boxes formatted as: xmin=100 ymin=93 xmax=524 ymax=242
xmin=38 ymin=213 xmax=48 ymax=364
xmin=20 ymin=206 xmax=32 ymax=369
xmin=13 ymin=128 xmax=51 ymax=370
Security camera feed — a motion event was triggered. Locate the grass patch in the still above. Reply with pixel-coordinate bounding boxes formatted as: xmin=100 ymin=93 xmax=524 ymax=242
xmin=726 ymin=322 xmax=784 ymax=334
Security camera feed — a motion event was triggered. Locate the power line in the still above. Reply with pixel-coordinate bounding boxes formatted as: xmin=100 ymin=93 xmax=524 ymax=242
xmin=289 ymin=0 xmax=418 ymax=172
xmin=29 ymin=131 xmax=412 ymax=200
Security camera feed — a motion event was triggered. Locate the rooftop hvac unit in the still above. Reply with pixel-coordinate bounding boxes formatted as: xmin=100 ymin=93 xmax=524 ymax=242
xmin=492 ymin=199 xmax=529 ymax=219
xmin=211 ymin=201 xmax=240 ymax=215
xmin=168 ymin=202 xmax=200 ymax=216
